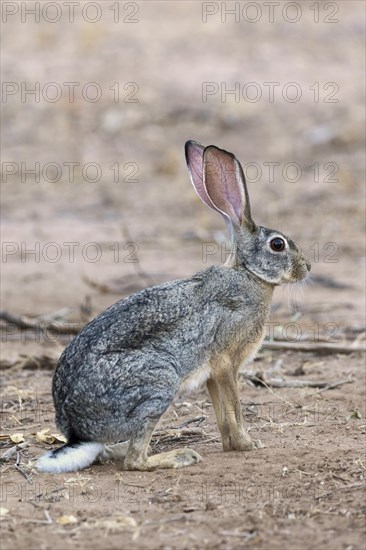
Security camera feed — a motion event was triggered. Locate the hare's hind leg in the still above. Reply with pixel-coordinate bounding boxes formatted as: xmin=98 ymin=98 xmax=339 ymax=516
xmin=97 ymin=441 xmax=129 ymax=463
xmin=207 ymin=374 xmax=258 ymax=452
xmin=123 ymin=420 xmax=202 ymax=471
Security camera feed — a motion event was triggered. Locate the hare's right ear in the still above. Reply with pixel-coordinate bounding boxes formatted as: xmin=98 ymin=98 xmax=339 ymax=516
xmin=203 ymin=145 xmax=256 ymax=233
xmin=185 ymin=140 xmax=225 ymax=216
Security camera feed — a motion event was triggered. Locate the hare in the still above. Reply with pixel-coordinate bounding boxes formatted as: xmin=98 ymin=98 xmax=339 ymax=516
xmin=37 ymin=141 xmax=310 ymax=473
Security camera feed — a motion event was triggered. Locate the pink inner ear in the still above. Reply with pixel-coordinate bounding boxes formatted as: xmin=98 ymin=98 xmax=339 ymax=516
xmin=221 ymin=156 xmax=244 ymax=221
xmin=186 ymin=142 xmax=221 ymax=212
xmin=203 ymin=147 xmax=244 ymax=226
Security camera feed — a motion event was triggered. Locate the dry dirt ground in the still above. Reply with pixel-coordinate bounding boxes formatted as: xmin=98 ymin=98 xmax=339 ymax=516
xmin=1 ymin=2 xmax=365 ymax=549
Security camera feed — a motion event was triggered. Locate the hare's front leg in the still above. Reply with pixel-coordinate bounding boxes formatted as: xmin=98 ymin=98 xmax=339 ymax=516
xmin=123 ymin=420 xmax=202 ymax=471
xmin=207 ymin=374 xmax=256 ymax=452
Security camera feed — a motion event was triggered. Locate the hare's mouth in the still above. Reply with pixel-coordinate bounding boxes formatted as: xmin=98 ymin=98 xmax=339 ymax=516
xmin=282 ymin=263 xmax=310 ymax=284
xmin=292 ymin=266 xmax=311 ymax=282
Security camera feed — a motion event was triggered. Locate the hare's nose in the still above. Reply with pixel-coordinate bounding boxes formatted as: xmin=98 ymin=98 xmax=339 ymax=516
xmin=306 ymin=260 xmax=311 ymax=272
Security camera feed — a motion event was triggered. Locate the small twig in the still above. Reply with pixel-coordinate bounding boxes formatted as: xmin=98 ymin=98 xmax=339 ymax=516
xmin=153 ymin=427 xmax=206 ymax=437
xmin=218 ymin=530 xmax=258 ymax=540
xmin=15 ymin=451 xmax=32 ymax=483
xmin=81 ymin=276 xmax=112 ymax=294
xmin=242 ymin=374 xmax=296 ymax=408
xmin=25 ymin=510 xmax=53 ymax=525
xmin=201 ymin=436 xmax=220 ymax=444
xmin=315 ymin=482 xmax=366 ymax=500
xmin=312 ymin=378 xmax=355 ymax=395
xmin=243 ymin=373 xmax=354 ymax=391
xmin=330 ymin=472 xmax=351 ymax=484
xmin=352 ymin=331 xmax=366 ymax=346
xmin=1 ymin=442 xmax=30 ymax=462
xmin=173 ymin=416 xmax=206 ymax=429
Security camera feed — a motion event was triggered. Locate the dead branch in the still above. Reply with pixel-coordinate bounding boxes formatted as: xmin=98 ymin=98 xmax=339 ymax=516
xmin=0 ymin=311 xmax=82 ymax=335
xmin=0 ymin=352 xmax=59 ymax=370
xmin=262 ymin=340 xmax=366 ymax=354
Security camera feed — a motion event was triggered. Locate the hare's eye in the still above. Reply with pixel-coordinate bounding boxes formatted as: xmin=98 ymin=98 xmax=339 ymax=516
xmin=270 ymin=237 xmax=285 ymax=252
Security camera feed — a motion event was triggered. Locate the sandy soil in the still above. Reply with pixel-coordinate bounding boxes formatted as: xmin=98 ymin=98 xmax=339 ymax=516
xmin=1 ymin=2 xmax=365 ymax=549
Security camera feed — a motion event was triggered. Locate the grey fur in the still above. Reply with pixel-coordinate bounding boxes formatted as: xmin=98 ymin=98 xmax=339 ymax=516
xmin=43 ymin=141 xmax=310 ymax=468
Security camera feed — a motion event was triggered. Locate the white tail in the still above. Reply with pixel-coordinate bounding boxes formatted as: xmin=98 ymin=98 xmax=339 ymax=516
xmin=36 ymin=442 xmax=104 ymax=474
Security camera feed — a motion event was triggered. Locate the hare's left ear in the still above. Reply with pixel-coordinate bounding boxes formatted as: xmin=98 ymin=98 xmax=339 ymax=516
xmin=203 ymin=145 xmax=256 ymax=233
xmin=185 ymin=140 xmax=226 ymax=216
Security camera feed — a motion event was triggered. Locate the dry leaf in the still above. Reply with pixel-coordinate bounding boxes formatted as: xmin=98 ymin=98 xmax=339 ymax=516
xmin=51 ymin=433 xmax=67 ymax=443
xmin=36 ymin=429 xmax=53 ymax=444
xmin=36 ymin=429 xmax=66 ymax=445
xmin=56 ymin=515 xmax=78 ymax=525
xmin=10 ymin=433 xmax=25 ymax=444
xmin=0 ymin=433 xmax=25 ymax=443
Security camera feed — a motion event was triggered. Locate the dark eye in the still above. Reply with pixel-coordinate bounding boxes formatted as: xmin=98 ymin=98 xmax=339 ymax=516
xmin=270 ymin=237 xmax=286 ymax=252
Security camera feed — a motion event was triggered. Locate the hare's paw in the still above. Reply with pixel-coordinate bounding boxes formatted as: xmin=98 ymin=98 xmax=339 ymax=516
xmin=169 ymin=448 xmax=203 ymax=468
xmin=235 ymin=438 xmax=264 ymax=451
xmin=223 ymin=434 xmax=264 ymax=451
xmin=147 ymin=448 xmax=202 ymax=469
xmin=124 ymin=448 xmax=202 ymax=471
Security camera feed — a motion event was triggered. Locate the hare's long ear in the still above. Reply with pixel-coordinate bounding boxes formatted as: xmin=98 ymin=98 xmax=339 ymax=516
xmin=203 ymin=145 xmax=256 ymax=232
xmin=185 ymin=140 xmax=225 ymax=216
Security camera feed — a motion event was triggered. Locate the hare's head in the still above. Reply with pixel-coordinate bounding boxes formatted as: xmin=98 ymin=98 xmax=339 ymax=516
xmin=185 ymin=141 xmax=310 ymax=285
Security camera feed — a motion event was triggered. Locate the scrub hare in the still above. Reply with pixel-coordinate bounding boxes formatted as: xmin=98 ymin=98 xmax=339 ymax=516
xmin=37 ymin=141 xmax=310 ymax=473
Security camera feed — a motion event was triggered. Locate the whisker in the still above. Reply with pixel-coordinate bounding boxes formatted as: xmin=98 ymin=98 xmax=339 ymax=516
xmin=287 ymin=281 xmax=305 ymax=319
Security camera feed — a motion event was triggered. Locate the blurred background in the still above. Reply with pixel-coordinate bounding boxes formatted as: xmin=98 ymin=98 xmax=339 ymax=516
xmin=2 ymin=0 xmax=365 ymax=331
xmin=1 ymin=4 xmax=366 ymax=548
